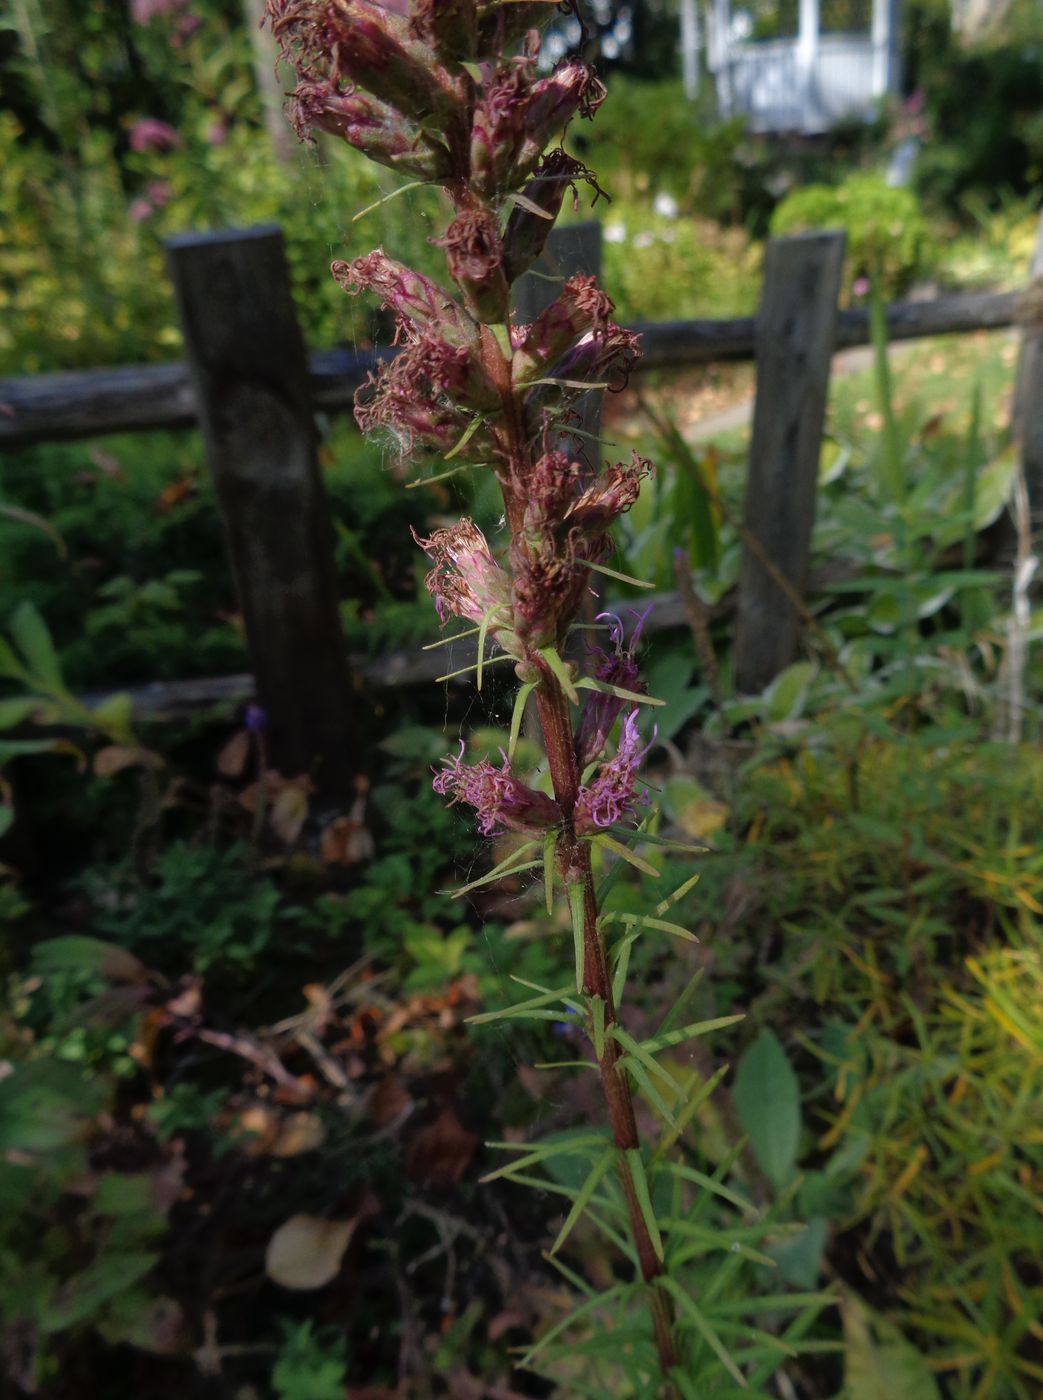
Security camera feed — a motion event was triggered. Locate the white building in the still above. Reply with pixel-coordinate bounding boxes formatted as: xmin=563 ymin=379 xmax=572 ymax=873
xmin=682 ymin=0 xmax=903 ymax=135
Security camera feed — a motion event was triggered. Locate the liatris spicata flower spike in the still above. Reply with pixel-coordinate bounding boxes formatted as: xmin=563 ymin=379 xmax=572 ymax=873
xmin=433 ymin=744 xmax=562 ymax=836
xmin=574 ymin=709 xmax=654 ymax=833
xmin=574 ymin=609 xmax=651 ymax=769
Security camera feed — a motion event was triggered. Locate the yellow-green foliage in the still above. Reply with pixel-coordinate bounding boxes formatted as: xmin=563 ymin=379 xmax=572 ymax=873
xmin=739 ymin=735 xmax=1043 ymax=1399
xmin=771 ymin=172 xmax=934 ymax=298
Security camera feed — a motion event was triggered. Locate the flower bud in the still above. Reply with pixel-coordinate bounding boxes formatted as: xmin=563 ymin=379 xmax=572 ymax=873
xmin=333 ymin=249 xmax=476 ymax=345
xmin=289 ymin=81 xmax=451 ymax=180
xmin=435 ymin=207 xmax=509 ymax=324
xmin=511 ymin=274 xmax=615 ymax=384
xmin=503 ymin=151 xmax=588 ymax=283
xmin=511 ymin=60 xmax=606 ymax=184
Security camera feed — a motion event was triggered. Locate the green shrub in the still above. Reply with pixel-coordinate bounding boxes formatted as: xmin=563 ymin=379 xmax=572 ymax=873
xmin=771 ymin=172 xmax=934 ymax=298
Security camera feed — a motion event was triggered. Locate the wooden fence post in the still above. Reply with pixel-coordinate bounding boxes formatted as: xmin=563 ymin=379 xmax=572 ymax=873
xmin=166 ymin=226 xmax=356 ymax=798
xmin=735 ymin=229 xmax=846 ymax=694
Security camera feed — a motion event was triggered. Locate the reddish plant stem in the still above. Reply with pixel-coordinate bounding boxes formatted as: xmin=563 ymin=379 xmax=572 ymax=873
xmin=534 ymin=676 xmax=678 ymax=1381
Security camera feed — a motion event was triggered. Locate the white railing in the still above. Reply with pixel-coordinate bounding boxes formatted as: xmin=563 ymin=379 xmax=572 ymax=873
xmin=719 ymin=36 xmax=889 ymax=133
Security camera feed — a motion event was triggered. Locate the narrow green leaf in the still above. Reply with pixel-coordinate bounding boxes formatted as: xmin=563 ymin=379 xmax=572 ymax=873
xmin=446 ymin=840 xmax=539 ymax=899
xmin=435 ymin=653 xmax=514 ymax=684
xmin=508 ymin=680 xmax=536 ymax=760
xmin=0 ymin=697 xmax=40 ymax=730
xmin=0 ymin=636 xmax=28 ymax=682
xmin=619 ymin=1054 xmax=678 ymax=1128
xmin=550 ymin=1147 xmax=615 ymax=1255
xmin=660 ymin=1276 xmax=747 ymax=1387
xmin=610 ymin=1025 xmax=678 ymax=1093
xmin=444 ymin=412 xmax=483 ymax=460
xmin=405 ymin=461 xmax=480 ymax=489
xmin=623 ymin=1148 xmax=664 ymax=1262
xmin=589 ymin=995 xmax=606 ymax=1061
xmin=519 ymin=1284 xmax=625 ymax=1367
xmin=612 ymin=933 xmax=633 ymax=1008
xmin=605 ymin=825 xmax=706 ymax=852
xmin=538 ymin=645 xmax=579 ymax=704
xmin=645 ymin=1014 xmax=744 ymax=1054
xmin=664 ymin=1160 xmax=756 ymax=1216
xmin=481 ymin=1134 xmax=607 ymax=1183
xmin=579 ymin=559 xmax=655 ymax=589
xmin=466 ymin=980 xmax=574 ymax=1025
xmin=543 ymin=830 xmax=556 ymax=913
xmin=421 ymin=624 xmax=482 ymax=650
xmin=655 ymin=1063 xmax=731 ymax=1161
xmin=351 ymin=178 xmax=424 ymax=221
xmin=594 ymin=832 xmax=660 ymax=877
xmin=575 ymin=677 xmax=666 ymax=707
xmin=657 ymin=870 xmax=702 ymax=916
xmin=568 ymin=883 xmax=586 ymax=993
xmin=601 ymin=910 xmax=699 ymax=942
xmin=653 ymin=967 xmax=705 ymax=1041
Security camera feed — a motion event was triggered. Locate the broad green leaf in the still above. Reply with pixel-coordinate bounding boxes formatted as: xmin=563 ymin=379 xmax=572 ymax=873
xmin=41 ymin=1251 xmax=159 ymax=1333
xmin=733 ymin=1029 xmax=801 ymax=1190
xmin=764 ymin=662 xmax=817 ymax=723
xmin=9 ymin=601 xmax=63 ymax=692
xmin=0 ymin=1061 xmax=110 ymax=1153
xmin=841 ymin=1289 xmax=941 ymax=1400
xmin=0 ymin=697 xmax=41 ymax=730
xmin=31 ymin=936 xmax=147 ymax=984
xmin=90 ymin=691 xmax=135 ymax=744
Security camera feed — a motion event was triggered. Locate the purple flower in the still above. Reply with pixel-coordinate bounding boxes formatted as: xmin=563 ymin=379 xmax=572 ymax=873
xmin=288 ymin=81 xmax=451 ymax=179
xmin=574 ymin=609 xmax=650 ymax=769
xmin=129 ymin=118 xmax=181 ymax=153
xmin=574 ymin=710 xmax=653 ymax=834
xmin=129 ymin=197 xmax=154 ymax=223
xmin=433 ymin=744 xmax=561 ymax=836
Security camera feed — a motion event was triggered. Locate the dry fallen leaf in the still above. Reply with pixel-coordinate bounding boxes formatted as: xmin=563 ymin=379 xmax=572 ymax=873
xmin=265 ymin=1213 xmax=358 ymax=1290
xmin=93 ymin=745 xmax=164 ymax=778
xmin=216 ymin=729 xmax=251 ymax=779
xmin=405 ymin=1108 xmax=477 ymax=1185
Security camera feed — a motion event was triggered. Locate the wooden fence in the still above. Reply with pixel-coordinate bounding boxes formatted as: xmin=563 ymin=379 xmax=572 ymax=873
xmin=2 ymin=219 xmax=1040 ymax=797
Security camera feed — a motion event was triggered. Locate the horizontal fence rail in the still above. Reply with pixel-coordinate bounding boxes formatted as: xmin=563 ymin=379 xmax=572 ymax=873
xmin=0 ymin=289 xmax=1025 ymax=451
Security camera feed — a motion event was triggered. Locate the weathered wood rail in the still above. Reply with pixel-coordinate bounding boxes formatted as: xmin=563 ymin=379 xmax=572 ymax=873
xmin=0 ymin=287 xmax=1025 ymax=451
xmin=2 ymin=218 xmax=1039 ymax=796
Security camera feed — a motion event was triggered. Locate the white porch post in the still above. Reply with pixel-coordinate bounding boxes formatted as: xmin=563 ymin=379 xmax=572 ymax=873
xmin=797 ymin=0 xmax=820 ymax=132
xmin=870 ymin=0 xmax=892 ymax=97
xmin=713 ymin=0 xmax=732 ymax=116
xmin=681 ymin=0 xmax=700 ymax=100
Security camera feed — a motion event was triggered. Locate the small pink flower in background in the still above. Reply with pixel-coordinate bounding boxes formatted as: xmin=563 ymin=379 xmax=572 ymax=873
xmin=130 ymin=0 xmax=187 ymax=23
xmin=206 ymin=118 xmax=229 ymax=147
xmin=852 ymin=276 xmax=871 ymax=298
xmin=172 ymin=13 xmax=202 ymax=46
xmin=129 ymin=197 xmax=154 ymax=223
xmin=146 ymin=179 xmax=172 ymax=208
xmin=130 ymin=117 xmax=181 ymax=153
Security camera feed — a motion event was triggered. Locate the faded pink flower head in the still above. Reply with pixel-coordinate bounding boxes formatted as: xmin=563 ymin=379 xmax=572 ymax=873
xmin=433 ymin=744 xmax=562 ymax=836
xmin=414 ymin=519 xmax=522 ymax=656
xmin=574 ymin=710 xmax=653 ymax=834
xmin=129 ymin=117 xmax=181 ymax=153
